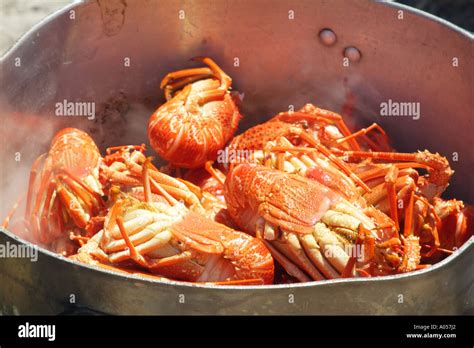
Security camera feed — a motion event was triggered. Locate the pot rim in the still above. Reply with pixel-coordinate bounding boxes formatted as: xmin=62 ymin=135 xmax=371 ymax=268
xmin=0 ymin=0 xmax=472 ymax=291
xmin=1 ymin=0 xmax=472 ymax=62
xmin=1 ymin=227 xmax=472 ymax=290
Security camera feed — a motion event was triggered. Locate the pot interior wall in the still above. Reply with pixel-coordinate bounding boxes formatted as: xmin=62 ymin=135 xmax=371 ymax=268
xmin=0 ymin=0 xmax=472 ymax=220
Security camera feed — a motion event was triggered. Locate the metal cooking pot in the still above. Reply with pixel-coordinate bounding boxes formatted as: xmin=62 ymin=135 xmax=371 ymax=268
xmin=0 ymin=0 xmax=472 ymax=315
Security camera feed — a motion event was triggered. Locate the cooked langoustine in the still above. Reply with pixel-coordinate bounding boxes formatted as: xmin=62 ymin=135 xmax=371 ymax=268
xmin=335 ymin=149 xmax=473 ymax=260
xmin=224 ymin=163 xmax=420 ymax=281
xmin=17 ymin=128 xmax=105 ymax=254
xmin=228 ymin=103 xmax=392 ymax=159
xmin=72 ymin=193 xmax=274 ymax=284
xmin=148 ymin=57 xmax=242 ymax=168
xmin=99 ymin=144 xmax=231 ymax=225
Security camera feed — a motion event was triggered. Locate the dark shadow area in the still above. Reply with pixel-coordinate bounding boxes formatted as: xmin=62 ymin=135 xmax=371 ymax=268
xmin=397 ymin=0 xmax=474 ymax=32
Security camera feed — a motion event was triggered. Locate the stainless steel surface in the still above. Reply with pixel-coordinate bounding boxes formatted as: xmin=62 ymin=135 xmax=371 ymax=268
xmin=1 ymin=227 xmax=472 ymax=315
xmin=0 ymin=0 xmax=472 ymax=314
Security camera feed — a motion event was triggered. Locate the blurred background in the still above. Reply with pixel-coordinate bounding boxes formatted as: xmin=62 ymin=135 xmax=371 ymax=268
xmin=398 ymin=0 xmax=474 ymax=31
xmin=0 ymin=0 xmax=473 ymax=56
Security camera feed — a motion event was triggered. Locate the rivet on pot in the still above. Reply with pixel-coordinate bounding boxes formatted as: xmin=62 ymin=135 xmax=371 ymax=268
xmin=319 ymin=28 xmax=337 ymax=46
xmin=343 ymin=46 xmax=361 ymax=62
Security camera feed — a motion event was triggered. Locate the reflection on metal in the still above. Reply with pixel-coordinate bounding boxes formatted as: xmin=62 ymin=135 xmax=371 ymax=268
xmin=319 ymin=28 xmax=337 ymax=46
xmin=343 ymin=46 xmax=361 ymax=62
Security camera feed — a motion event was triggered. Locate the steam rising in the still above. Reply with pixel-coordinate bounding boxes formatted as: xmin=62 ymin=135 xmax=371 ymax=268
xmin=0 ymin=96 xmax=156 ymax=247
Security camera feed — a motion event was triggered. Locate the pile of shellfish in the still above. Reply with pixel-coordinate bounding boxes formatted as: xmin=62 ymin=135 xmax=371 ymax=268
xmin=5 ymin=57 xmax=472 ymax=285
